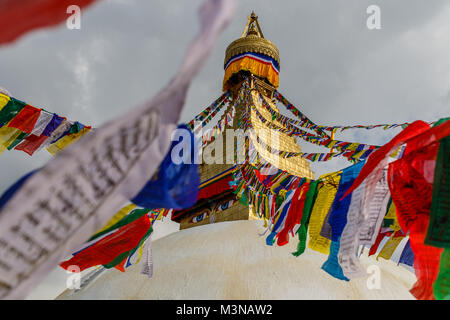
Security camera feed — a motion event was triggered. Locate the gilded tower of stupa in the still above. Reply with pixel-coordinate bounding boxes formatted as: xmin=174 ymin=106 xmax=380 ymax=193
xmin=172 ymin=12 xmax=314 ymax=229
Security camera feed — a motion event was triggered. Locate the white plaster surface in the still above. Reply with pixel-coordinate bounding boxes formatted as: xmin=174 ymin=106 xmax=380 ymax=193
xmin=58 ymin=220 xmax=416 ymax=300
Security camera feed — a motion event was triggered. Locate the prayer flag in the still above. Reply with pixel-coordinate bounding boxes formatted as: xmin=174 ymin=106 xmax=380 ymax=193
xmin=7 ymin=105 xmax=41 ymax=133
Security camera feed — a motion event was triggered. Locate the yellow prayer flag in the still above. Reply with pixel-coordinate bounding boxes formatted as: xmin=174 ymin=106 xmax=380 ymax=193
xmin=0 ymin=93 xmax=10 ymax=111
xmin=328 ymin=140 xmax=338 ymax=149
xmin=377 ymin=234 xmax=404 ymax=261
xmin=156 ymin=209 xmax=165 ymax=220
xmin=353 ymin=149 xmax=366 ymax=160
xmin=134 ymin=240 xmax=146 ymax=265
xmin=347 ymin=143 xmax=360 ymax=151
xmin=46 ymin=127 xmax=91 ymax=155
xmin=0 ymin=125 xmax=22 ymax=155
xmin=389 ymin=146 xmax=403 ymax=158
xmin=308 ymin=172 xmax=341 ymax=255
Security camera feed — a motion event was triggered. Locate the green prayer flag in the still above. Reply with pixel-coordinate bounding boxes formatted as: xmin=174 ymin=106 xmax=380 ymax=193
xmin=424 ymin=117 xmax=450 ymax=254
xmin=7 ymin=132 xmax=28 ymax=150
xmin=433 ymin=248 xmax=450 ymax=300
xmin=103 ymin=227 xmax=153 ymax=269
xmin=239 ymin=192 xmax=248 ymax=206
xmin=425 ymin=134 xmax=450 ymax=248
xmin=0 ymin=98 xmax=26 ymax=128
xmin=102 ymin=251 xmax=131 ymax=269
xmin=125 ymin=226 xmax=153 ymax=264
xmin=293 ymin=180 xmax=320 ymax=257
xmin=89 ymin=208 xmax=150 ymax=241
xmin=433 ymin=117 xmax=450 ymax=127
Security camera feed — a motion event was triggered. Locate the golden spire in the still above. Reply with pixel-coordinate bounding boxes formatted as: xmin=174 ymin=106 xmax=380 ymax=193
xmin=224 ymin=11 xmax=279 ymax=69
xmin=241 ymin=11 xmax=264 ymax=38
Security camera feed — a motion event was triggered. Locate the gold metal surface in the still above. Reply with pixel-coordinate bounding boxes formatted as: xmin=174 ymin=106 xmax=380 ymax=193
xmin=224 ymin=12 xmax=279 ymax=68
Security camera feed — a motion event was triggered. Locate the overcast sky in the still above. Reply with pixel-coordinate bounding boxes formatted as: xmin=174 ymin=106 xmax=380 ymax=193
xmin=1 ymin=0 xmax=449 ymax=299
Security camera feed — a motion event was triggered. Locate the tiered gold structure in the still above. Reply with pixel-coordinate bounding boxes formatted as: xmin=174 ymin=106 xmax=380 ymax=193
xmin=224 ymin=12 xmax=280 ymax=71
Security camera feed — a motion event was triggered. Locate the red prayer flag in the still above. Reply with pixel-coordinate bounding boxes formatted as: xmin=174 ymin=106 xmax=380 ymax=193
xmin=14 ymin=134 xmax=48 ymax=156
xmin=277 ymin=182 xmax=310 ymax=246
xmin=59 ymin=214 xmax=151 ymax=272
xmin=0 ymin=0 xmax=100 ymax=46
xmin=114 ymin=258 xmax=127 ymax=272
xmin=254 ymin=169 xmax=268 ymax=184
xmin=388 ymin=138 xmax=443 ymax=300
xmin=352 ymin=119 xmax=450 ymax=299
xmin=343 ymin=120 xmax=441 ymax=199
xmin=7 ymin=105 xmax=41 ymax=133
xmin=368 ymin=230 xmax=393 ymax=256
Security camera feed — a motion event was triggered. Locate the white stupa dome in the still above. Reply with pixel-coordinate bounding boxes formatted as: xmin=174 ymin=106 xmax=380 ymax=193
xmin=57 ymin=220 xmax=415 ymax=299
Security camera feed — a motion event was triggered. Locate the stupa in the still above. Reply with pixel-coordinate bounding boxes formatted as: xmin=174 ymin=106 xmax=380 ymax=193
xmin=172 ymin=11 xmax=314 ymax=230
xmin=57 ymin=12 xmax=416 ymax=300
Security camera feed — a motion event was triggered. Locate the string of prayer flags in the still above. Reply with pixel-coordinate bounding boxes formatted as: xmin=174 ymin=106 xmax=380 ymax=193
xmin=315 ymin=121 xmax=436 ymax=132
xmin=251 ymin=101 xmax=378 ymax=160
xmin=201 ymin=103 xmax=235 ymax=145
xmin=319 ymin=123 xmax=411 ymax=132
xmin=342 ymin=118 xmax=450 ymax=299
xmin=227 ymin=114 xmax=448 ymax=299
xmin=250 ymin=129 xmax=371 ymax=162
xmin=273 ymin=90 xmax=330 ymax=139
xmin=46 ymin=122 xmax=92 ymax=155
xmin=0 ymin=92 xmax=92 ymax=157
xmin=342 ymin=119 xmax=450 ymax=199
xmin=198 ymin=81 xmax=448 ymax=299
xmin=273 ymin=90 xmax=434 ymax=133
xmin=187 ymin=90 xmax=230 ymax=130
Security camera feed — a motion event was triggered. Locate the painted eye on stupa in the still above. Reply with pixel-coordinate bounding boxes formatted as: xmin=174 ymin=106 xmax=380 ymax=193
xmin=219 ymin=202 xmax=230 ymax=211
xmin=191 ymin=212 xmax=208 ymax=223
xmin=217 ymin=199 xmax=235 ymax=212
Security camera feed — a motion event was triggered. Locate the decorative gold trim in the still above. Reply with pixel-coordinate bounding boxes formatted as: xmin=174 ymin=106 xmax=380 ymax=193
xmin=254 ymin=77 xmax=275 ymax=98
xmin=224 ymin=36 xmax=280 ymax=68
